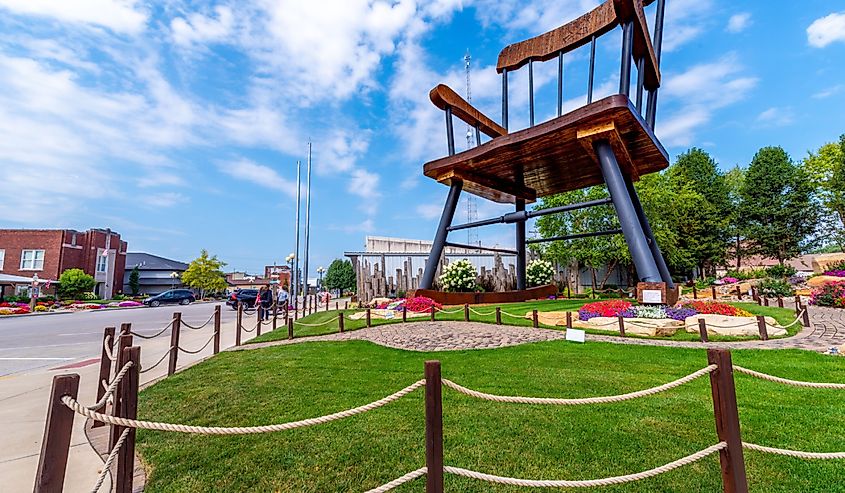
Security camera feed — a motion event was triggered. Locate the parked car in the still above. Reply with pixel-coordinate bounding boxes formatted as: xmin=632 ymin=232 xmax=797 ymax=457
xmin=143 ymin=289 xmax=196 ymax=307
xmin=226 ymin=289 xmax=259 ymax=310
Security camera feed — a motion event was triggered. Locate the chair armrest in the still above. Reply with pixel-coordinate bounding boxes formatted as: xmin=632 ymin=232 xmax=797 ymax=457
xmin=429 ymin=84 xmax=507 ymax=138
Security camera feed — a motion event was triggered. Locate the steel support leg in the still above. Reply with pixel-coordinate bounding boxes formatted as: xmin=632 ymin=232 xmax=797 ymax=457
xmin=515 ymin=199 xmax=527 ymax=290
xmin=624 ymin=177 xmax=674 ymax=288
xmin=594 ymin=141 xmax=661 ymax=282
xmin=420 ymin=181 xmax=463 ymax=289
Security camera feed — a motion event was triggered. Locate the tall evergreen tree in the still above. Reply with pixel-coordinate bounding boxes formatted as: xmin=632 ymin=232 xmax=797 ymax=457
xmin=739 ymin=146 xmax=821 ymax=263
xmin=803 ymin=135 xmax=845 ymax=249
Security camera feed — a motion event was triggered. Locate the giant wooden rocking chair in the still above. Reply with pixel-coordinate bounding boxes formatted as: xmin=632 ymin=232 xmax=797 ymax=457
xmin=417 ymin=0 xmax=675 ymax=302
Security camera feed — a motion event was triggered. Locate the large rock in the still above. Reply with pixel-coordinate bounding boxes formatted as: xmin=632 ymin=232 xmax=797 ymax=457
xmin=813 ymin=253 xmax=845 ymax=274
xmin=580 ymin=317 xmax=681 ymax=337
xmin=806 ymin=275 xmax=845 ymax=287
xmin=684 ymin=314 xmax=786 ymax=337
xmin=348 ymin=309 xmax=428 ymax=320
xmin=522 ymin=311 xmax=574 ymax=326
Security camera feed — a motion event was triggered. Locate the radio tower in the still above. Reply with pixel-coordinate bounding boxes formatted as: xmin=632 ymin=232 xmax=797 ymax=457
xmin=464 ymin=50 xmax=479 ymax=248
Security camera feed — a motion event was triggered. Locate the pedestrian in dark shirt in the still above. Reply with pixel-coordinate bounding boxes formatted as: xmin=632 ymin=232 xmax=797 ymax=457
xmin=259 ymin=284 xmax=273 ymax=321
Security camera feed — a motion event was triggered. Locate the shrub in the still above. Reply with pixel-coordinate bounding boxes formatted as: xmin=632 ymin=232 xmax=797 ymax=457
xmin=81 ymin=292 xmax=98 ymax=300
xmin=438 ymin=259 xmax=477 ymax=292
xmin=578 ymin=300 xmax=632 ymax=320
xmin=758 ymin=277 xmax=794 ymax=297
xmin=34 ymin=305 xmax=48 ymax=312
xmin=810 ymin=281 xmax=845 ymax=308
xmin=766 ymin=264 xmax=797 ymax=278
xmin=58 ymin=269 xmax=96 ymax=299
xmin=526 ymin=259 xmax=555 ymax=287
xmin=721 ymin=276 xmax=739 ymax=284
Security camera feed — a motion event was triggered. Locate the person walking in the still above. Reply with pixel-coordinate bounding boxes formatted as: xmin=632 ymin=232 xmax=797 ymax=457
xmin=259 ymin=284 xmax=273 ymax=321
xmin=278 ymin=284 xmax=289 ymax=316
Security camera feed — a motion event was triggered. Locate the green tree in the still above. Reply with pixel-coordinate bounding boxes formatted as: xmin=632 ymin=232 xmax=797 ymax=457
xmin=58 ymin=268 xmax=96 ymax=299
xmin=803 ymin=135 xmax=845 ymax=249
xmin=739 ymin=146 xmax=821 ymax=263
xmin=181 ymin=250 xmax=227 ymax=298
xmin=324 ymin=259 xmax=356 ymax=293
xmin=128 ymin=266 xmax=140 ymax=296
xmin=724 ymin=165 xmax=746 ymax=269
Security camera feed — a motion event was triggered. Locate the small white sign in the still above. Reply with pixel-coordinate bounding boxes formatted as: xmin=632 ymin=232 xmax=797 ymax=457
xmin=566 ymin=328 xmax=585 ymax=343
xmin=642 ymin=289 xmax=663 ymax=304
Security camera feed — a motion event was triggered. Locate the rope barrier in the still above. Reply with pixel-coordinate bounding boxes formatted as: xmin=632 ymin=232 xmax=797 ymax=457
xmin=180 ymin=312 xmax=216 ymax=330
xmin=442 ymin=442 xmax=726 ymax=488
xmin=86 ymin=361 xmax=134 ymax=411
xmin=62 ymin=380 xmax=425 ymax=434
xmin=241 ymin=322 xmax=258 ymax=333
xmin=129 ymin=320 xmax=174 ymax=340
xmin=435 ymin=307 xmax=465 ymax=315
xmin=139 ymin=348 xmax=174 ymax=375
xmin=441 ymin=365 xmax=716 ymax=405
xmin=468 ymin=307 xmax=496 ymax=316
xmin=499 ymin=310 xmax=528 ymax=319
xmin=103 ymin=336 xmax=116 ymax=362
xmin=89 ymin=428 xmax=130 ymax=493
xmin=293 ymin=318 xmax=337 ymax=327
xmin=178 ymin=333 xmax=216 ymax=355
xmin=364 ymin=467 xmax=428 ymax=493
xmin=734 ymin=366 xmax=845 ymax=389
xmin=742 ymin=442 xmax=845 ymax=459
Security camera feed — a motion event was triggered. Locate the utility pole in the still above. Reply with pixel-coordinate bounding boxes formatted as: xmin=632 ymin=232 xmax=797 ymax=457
xmin=293 ymin=160 xmax=302 ymax=305
xmin=464 ymin=50 xmax=479 ymax=249
xmin=303 ymin=142 xmax=313 ymax=297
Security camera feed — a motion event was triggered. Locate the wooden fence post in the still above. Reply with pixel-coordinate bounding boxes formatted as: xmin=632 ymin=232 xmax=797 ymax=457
xmin=706 ymin=349 xmax=749 ymax=493
xmin=464 ymin=304 xmax=470 ymax=322
xmin=763 ymin=297 xmax=769 ymax=307
xmin=532 ymin=310 xmax=539 ymax=328
xmin=756 ymin=315 xmax=768 ymax=341
xmin=801 ymin=305 xmax=811 ymax=327
xmin=168 ymin=312 xmax=181 ymax=376
xmin=110 ymin=333 xmax=132 ymax=449
xmin=735 ymin=285 xmax=742 ymax=300
xmin=213 ymin=305 xmax=221 ymax=354
xmin=93 ymin=326 xmax=116 ymax=429
xmin=402 ymin=308 xmax=407 ymax=323
xmin=272 ymin=302 xmax=278 ymax=331
xmin=430 ymin=307 xmax=436 ymax=322
xmin=777 ymin=296 xmax=783 ymax=308
xmin=338 ymin=313 xmax=345 ymax=333
xmin=794 ymin=295 xmax=801 ymax=312
xmin=287 ymin=317 xmax=294 ymax=339
xmin=236 ymin=304 xmax=243 ymax=346
xmin=33 ymin=374 xmax=80 ymax=493
xmin=711 ymin=286 xmax=717 ymax=300
xmin=692 ymin=285 xmax=697 ymax=299
xmin=345 ymin=301 xmax=349 ymax=310
xmin=120 ymin=322 xmax=131 ymax=336
xmin=566 ymin=284 xmax=571 ymax=299
xmin=366 ymin=308 xmax=372 ymax=327
xmin=425 ymin=361 xmax=444 ymax=493
xmin=698 ymin=318 xmax=709 ymax=343
xmin=566 ymin=311 xmax=572 ymax=329
xmin=256 ymin=302 xmax=263 ymax=337
xmin=116 ymin=346 xmax=140 ymax=493
xmin=496 ymin=307 xmax=502 ymax=325
xmin=617 ymin=315 xmax=626 ymax=337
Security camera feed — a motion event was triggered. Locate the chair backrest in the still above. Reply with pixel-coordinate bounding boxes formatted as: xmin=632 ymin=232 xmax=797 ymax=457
xmin=495 ymin=0 xmax=667 ymax=131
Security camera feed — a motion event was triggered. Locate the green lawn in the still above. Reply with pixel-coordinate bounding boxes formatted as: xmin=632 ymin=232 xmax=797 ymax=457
xmin=136 ymin=340 xmax=845 ymax=492
xmin=250 ymin=300 xmax=801 ymax=344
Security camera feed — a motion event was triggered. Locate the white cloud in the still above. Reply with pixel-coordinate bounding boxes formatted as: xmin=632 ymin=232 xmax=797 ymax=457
xmin=807 ymin=11 xmax=845 ymax=48
xmin=171 ymin=6 xmax=234 ymax=46
xmin=141 ymin=192 xmax=189 ymax=208
xmin=813 ymin=84 xmax=844 ymax=99
xmin=0 ymin=0 xmax=148 ymax=34
xmin=756 ymin=107 xmax=794 ymax=127
xmin=726 ymin=12 xmax=752 ymax=33
xmin=317 ymin=130 xmax=370 ymax=175
xmin=217 ymin=158 xmax=297 ymax=197
xmin=663 ymin=0 xmax=713 ymax=51
xmin=473 ymin=0 xmax=598 ymax=34
xmin=348 ymin=168 xmax=381 ymax=199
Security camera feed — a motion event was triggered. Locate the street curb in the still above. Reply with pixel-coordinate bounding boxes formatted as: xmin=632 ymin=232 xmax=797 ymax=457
xmin=0 ymin=300 xmax=223 ymax=318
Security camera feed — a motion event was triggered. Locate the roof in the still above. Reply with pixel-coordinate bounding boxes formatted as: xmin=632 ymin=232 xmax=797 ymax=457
xmin=0 ymin=273 xmax=58 ymax=284
xmin=125 ymin=252 xmax=189 ymax=271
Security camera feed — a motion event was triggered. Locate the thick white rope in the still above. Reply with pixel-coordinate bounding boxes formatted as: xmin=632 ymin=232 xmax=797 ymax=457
xmin=178 ymin=333 xmax=216 ymax=355
xmin=62 ymin=380 xmax=425 ymax=434
xmin=468 ymin=307 xmax=496 ymax=316
xmin=130 ymin=320 xmax=174 ymax=340
xmin=742 ymin=442 xmax=845 ymax=459
xmin=103 ymin=336 xmax=116 ymax=362
xmin=435 ymin=307 xmax=464 ymax=315
xmin=442 ymin=442 xmax=726 ymax=488
xmin=734 ymin=366 xmax=845 ymax=389
xmin=441 ymin=365 xmax=716 ymax=405
xmin=181 ymin=312 xmax=216 ymax=330
xmin=293 ymin=318 xmax=337 ymax=327
xmin=86 ymin=362 xmax=134 ymax=411
xmin=241 ymin=322 xmax=258 ymax=333
xmin=364 ymin=467 xmax=427 ymax=493
xmin=499 ymin=310 xmax=528 ymax=318
xmin=89 ymin=428 xmax=130 ymax=493
xmin=138 ymin=348 xmax=174 ymax=374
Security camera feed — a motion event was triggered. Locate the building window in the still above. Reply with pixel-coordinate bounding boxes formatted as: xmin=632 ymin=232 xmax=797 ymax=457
xmin=20 ymin=249 xmax=45 ymax=270
xmin=0 ymin=249 xmax=4 ymax=270
xmin=96 ymin=251 xmax=108 ymax=273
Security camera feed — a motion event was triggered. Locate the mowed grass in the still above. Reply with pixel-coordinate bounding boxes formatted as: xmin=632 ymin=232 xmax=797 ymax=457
xmin=249 ymin=300 xmax=801 ymax=344
xmin=136 ymin=340 xmax=845 ymax=492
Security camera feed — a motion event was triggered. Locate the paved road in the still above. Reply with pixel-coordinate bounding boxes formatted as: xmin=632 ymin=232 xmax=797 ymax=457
xmin=0 ymin=302 xmax=237 ymax=376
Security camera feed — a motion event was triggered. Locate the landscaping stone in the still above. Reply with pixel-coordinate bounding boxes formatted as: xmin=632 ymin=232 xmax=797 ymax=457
xmin=812 ymin=253 xmax=845 ymax=273
xmin=581 ymin=316 xmax=681 ymax=337
xmin=807 ymin=275 xmax=844 ymax=287
xmin=348 ymin=309 xmax=428 ymax=320
xmin=684 ymin=314 xmax=786 ymax=337
xmin=522 ymin=310 xmax=574 ymax=326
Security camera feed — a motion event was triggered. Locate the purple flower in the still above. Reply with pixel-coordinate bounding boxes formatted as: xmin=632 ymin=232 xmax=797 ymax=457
xmin=665 ymin=306 xmax=698 ymax=321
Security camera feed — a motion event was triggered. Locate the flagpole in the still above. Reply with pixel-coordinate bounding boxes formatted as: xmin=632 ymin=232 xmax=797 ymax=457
xmin=293 ymin=159 xmax=302 ymax=308
xmin=303 ymin=141 xmax=313 ymax=298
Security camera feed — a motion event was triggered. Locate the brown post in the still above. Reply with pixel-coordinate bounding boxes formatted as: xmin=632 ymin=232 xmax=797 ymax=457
xmin=692 ymin=285 xmax=697 ymax=299
xmin=256 ymin=302 xmax=262 ymax=337
xmin=706 ymin=349 xmax=749 ymax=493
xmin=110 ymin=333 xmax=132 ymax=449
xmin=167 ymin=312 xmax=181 ymax=376
xmin=566 ymin=284 xmax=571 ymax=299
xmin=326 ymin=297 xmax=329 ymax=312
xmin=698 ymin=318 xmax=709 ymax=342
xmin=711 ymin=285 xmax=717 ymax=300
xmin=495 ymin=307 xmax=502 ymax=325
xmin=532 ymin=309 xmax=539 ymax=328
xmin=338 ymin=313 xmax=345 ymax=333
xmin=272 ymin=302 xmax=278 ymax=331
xmin=735 ymin=285 xmax=742 ymax=300
xmin=335 ymin=301 xmax=339 ymax=310
xmin=566 ymin=311 xmax=572 ymax=329
xmin=777 ymin=296 xmax=783 ymax=308
xmin=213 ymin=305 xmax=221 ymax=354
xmin=464 ymin=304 xmax=470 ymax=322
xmin=750 ymin=286 xmax=757 ymax=302
xmin=366 ymin=308 xmax=372 ymax=327
xmin=801 ymin=305 xmax=810 ymax=327
xmin=283 ymin=300 xmax=289 ymax=325
xmin=287 ymin=317 xmax=294 ymax=339
xmin=402 ymin=308 xmax=407 ymax=323
xmin=236 ymin=304 xmax=243 ymax=346
xmin=430 ymin=307 xmax=436 ymax=321
xmin=755 ymin=315 xmax=768 ymax=341
xmin=763 ymin=297 xmax=769 ymax=307
xmin=93 ymin=326 xmax=116 ymax=429
xmin=33 ymin=374 xmax=80 ymax=493
xmin=617 ymin=315 xmax=626 ymax=337
xmin=425 ymin=361 xmax=444 ymax=493
xmin=120 ymin=322 xmax=131 ymax=336
xmin=345 ymin=300 xmax=349 ymax=310
xmin=794 ymin=295 xmax=801 ymax=312
xmin=115 ymin=346 xmax=140 ymax=493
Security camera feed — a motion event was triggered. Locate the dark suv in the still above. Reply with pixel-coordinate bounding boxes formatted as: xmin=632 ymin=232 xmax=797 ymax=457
xmin=226 ymin=289 xmax=259 ymax=310
xmin=143 ymin=289 xmax=196 ymax=307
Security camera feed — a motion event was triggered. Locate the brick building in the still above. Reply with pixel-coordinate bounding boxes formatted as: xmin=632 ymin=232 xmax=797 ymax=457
xmin=0 ymin=228 xmax=127 ymax=298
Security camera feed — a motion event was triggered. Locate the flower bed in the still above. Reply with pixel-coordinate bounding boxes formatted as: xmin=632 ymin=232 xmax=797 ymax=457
xmin=373 ymin=296 xmax=443 ymax=313
xmin=809 ymin=281 xmax=845 ymax=308
xmin=679 ymin=301 xmax=752 ymax=317
xmin=822 ymin=270 xmax=845 ymax=278
xmin=0 ymin=302 xmax=31 ymax=315
xmin=578 ymin=300 xmax=632 ymax=320
xmin=579 ymin=299 xmax=753 ymax=321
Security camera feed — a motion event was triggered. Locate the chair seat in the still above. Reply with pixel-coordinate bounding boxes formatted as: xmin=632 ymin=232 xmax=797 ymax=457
xmin=422 ymin=95 xmax=669 ymax=203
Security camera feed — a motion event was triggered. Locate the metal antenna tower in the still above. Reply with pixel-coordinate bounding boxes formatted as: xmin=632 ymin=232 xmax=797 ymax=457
xmin=464 ymin=50 xmax=479 ymax=248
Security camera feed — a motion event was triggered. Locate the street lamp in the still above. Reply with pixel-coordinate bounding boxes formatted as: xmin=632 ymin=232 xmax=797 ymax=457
xmin=317 ymin=266 xmax=325 ymax=290
xmin=170 ymin=271 xmax=179 ymax=290
xmin=30 ymin=274 xmax=40 ymax=311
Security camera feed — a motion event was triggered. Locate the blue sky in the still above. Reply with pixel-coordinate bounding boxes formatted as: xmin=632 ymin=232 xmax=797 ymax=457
xmin=0 ymin=0 xmax=844 ymax=278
